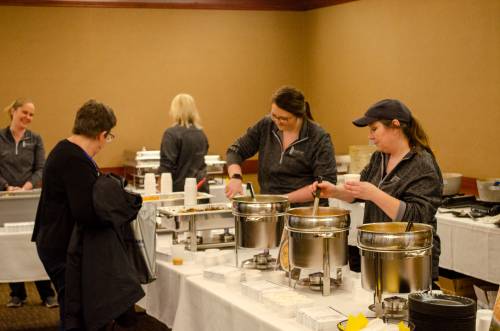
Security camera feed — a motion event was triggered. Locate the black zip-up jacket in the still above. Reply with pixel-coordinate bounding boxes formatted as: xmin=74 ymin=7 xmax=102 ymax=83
xmin=226 ymin=116 xmax=337 ymax=196
xmin=65 ymin=173 xmax=144 ymax=330
xmin=159 ymin=125 xmax=209 ymax=193
xmin=360 ymin=147 xmax=443 ymax=278
xmin=0 ymin=126 xmax=44 ymax=190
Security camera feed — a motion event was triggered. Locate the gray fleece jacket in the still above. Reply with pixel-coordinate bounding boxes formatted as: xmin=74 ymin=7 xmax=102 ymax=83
xmin=360 ymin=147 xmax=443 ymax=278
xmin=226 ymin=116 xmax=337 ymax=196
xmin=0 ymin=127 xmax=45 ymax=190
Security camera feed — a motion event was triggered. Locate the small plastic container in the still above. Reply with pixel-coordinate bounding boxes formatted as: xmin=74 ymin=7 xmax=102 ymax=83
xmin=225 ymin=271 xmax=242 ymax=289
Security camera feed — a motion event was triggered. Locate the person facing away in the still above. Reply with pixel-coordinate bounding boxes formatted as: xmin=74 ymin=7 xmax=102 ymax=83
xmin=158 ymin=93 xmax=209 ymax=193
xmin=33 ymin=100 xmax=143 ymax=330
xmin=0 ymin=98 xmax=57 ymax=308
xmin=312 ymin=99 xmax=442 ymax=279
xmin=225 ymin=85 xmax=337 ymax=207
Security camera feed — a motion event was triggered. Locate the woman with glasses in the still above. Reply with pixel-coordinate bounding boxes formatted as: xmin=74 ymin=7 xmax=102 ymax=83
xmin=32 ymin=100 xmax=143 ymax=330
xmin=0 ymin=98 xmax=58 ymax=308
xmin=225 ymin=86 xmax=337 ymax=206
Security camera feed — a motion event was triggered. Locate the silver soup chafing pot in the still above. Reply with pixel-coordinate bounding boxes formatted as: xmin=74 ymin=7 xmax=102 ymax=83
xmin=285 ymin=207 xmax=350 ymax=296
xmin=357 ymin=222 xmax=433 ymax=309
xmin=232 ymin=195 xmax=289 ymax=249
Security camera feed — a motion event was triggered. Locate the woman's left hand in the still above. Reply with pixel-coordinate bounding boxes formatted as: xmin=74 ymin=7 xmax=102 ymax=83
xmin=344 ymin=181 xmax=379 ymax=201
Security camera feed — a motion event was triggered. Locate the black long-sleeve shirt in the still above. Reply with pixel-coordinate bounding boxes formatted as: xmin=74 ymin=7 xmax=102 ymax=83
xmin=226 ymin=116 xmax=337 ymax=195
xmin=158 ymin=125 xmax=209 ymax=192
xmin=32 ymin=139 xmax=99 ymax=257
xmin=0 ymin=126 xmax=45 ymax=190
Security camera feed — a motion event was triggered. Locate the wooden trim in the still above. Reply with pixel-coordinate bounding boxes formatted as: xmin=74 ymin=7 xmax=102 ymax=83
xmin=100 ymin=166 xmax=125 ymax=177
xmin=102 ymin=159 xmax=258 ymax=180
xmin=301 ymin=0 xmax=356 ymax=10
xmin=460 ymin=176 xmax=478 ymax=196
xmin=0 ymin=0 xmax=357 ymax=10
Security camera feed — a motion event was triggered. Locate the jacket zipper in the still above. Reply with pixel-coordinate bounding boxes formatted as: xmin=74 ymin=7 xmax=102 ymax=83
xmin=272 ymin=131 xmax=309 ymax=165
xmin=378 ymin=152 xmax=412 ymax=188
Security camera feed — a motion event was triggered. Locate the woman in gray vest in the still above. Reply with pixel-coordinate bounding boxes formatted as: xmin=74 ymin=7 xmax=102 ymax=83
xmin=0 ymin=98 xmax=57 ymax=308
xmin=313 ymin=99 xmax=442 ymax=280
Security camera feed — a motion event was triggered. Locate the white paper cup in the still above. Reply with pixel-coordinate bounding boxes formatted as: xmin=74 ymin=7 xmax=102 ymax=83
xmin=160 ymin=172 xmax=173 ymax=194
xmin=344 ymin=173 xmax=361 ymax=183
xmin=171 ymin=244 xmax=185 ymax=259
xmin=144 ymin=173 xmax=157 ymax=195
xmin=477 ymin=316 xmax=493 ymax=331
xmin=476 ymin=310 xmax=493 ymax=331
xmin=184 ymin=177 xmax=197 ymax=206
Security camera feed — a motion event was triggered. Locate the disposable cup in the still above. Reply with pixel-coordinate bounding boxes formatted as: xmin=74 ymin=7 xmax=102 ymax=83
xmin=344 ymin=173 xmax=361 ymax=183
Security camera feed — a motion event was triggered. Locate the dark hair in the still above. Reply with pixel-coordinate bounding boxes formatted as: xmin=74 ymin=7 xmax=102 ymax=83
xmin=380 ymin=117 xmax=434 ymax=156
xmin=271 ymin=86 xmax=313 ymax=121
xmin=72 ymin=100 xmax=116 ymax=138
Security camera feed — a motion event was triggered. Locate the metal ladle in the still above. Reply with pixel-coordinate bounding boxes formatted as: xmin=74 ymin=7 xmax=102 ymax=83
xmin=312 ymin=176 xmax=323 ymax=216
xmin=405 ymin=220 xmax=413 ymax=232
xmin=246 ymin=182 xmax=256 ymax=201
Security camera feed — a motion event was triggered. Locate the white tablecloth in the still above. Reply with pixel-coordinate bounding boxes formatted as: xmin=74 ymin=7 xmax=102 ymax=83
xmin=436 ymin=212 xmax=500 ymax=284
xmin=172 ymin=274 xmax=374 ymax=331
xmin=0 ymin=231 xmax=49 ymax=282
xmin=140 ymin=257 xmax=204 ymax=328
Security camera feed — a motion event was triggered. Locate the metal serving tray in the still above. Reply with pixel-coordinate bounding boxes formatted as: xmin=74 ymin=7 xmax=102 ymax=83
xmin=158 ymin=203 xmax=234 ymax=251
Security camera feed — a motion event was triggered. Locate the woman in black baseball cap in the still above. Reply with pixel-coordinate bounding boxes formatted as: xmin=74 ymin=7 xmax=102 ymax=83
xmin=313 ymin=99 xmax=443 ymax=280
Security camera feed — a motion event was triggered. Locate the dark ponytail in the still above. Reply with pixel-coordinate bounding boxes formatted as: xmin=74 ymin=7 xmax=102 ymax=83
xmin=381 ymin=117 xmax=434 ymax=156
xmin=272 ymin=86 xmax=313 ymax=121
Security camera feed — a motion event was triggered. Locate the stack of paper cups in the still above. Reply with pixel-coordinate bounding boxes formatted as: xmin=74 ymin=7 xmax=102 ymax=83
xmin=144 ymin=173 xmax=157 ymax=195
xmin=160 ymin=172 xmax=173 ymax=194
xmin=184 ymin=177 xmax=197 ymax=206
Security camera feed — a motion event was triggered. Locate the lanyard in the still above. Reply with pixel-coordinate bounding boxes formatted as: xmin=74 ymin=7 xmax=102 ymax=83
xmin=82 ymin=150 xmax=100 ymax=176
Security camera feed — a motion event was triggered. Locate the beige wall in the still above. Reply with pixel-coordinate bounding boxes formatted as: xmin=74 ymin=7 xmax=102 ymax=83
xmin=0 ymin=6 xmax=305 ymax=166
xmin=1 ymin=0 xmax=499 ymax=179
xmin=304 ymin=0 xmax=500 ymax=178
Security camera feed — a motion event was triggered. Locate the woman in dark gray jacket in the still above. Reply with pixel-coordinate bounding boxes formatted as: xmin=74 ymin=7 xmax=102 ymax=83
xmin=159 ymin=93 xmax=209 ymax=193
xmin=225 ymin=86 xmax=337 ymax=206
xmin=314 ymin=99 xmax=442 ymax=279
xmin=0 ymin=98 xmax=56 ymax=308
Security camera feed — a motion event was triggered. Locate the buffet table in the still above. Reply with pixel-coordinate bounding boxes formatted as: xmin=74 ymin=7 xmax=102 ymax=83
xmin=140 ymin=256 xmax=204 ymax=328
xmin=436 ymin=211 xmax=500 ymax=284
xmin=0 ymin=231 xmax=48 ymax=282
xmin=172 ymin=274 xmax=373 ymax=331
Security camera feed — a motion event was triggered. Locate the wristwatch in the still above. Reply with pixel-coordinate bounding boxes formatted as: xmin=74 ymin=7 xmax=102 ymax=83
xmin=231 ymin=173 xmax=243 ymax=181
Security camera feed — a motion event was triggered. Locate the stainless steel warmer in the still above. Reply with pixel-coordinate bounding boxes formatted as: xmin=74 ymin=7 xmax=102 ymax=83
xmin=357 ymin=222 xmax=433 ymax=316
xmin=285 ymin=207 xmax=350 ymax=296
xmin=158 ymin=202 xmax=234 ymax=251
xmin=232 ymin=195 xmax=289 ymax=267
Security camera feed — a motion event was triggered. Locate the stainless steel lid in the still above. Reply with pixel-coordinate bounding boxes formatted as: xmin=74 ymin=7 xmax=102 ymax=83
xmin=357 ymin=222 xmax=433 ymax=252
xmin=232 ymin=194 xmax=289 ymax=216
xmin=286 ymin=207 xmax=350 ymax=233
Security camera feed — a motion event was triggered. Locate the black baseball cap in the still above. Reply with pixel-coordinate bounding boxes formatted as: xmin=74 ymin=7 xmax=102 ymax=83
xmin=352 ymin=99 xmax=412 ymax=127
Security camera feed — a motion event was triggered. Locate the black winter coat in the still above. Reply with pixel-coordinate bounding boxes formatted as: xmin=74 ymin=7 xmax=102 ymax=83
xmin=66 ymin=173 xmax=144 ymax=331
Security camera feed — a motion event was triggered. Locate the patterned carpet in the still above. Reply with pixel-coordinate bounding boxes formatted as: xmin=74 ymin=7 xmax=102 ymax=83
xmin=0 ymin=282 xmax=170 ymax=331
